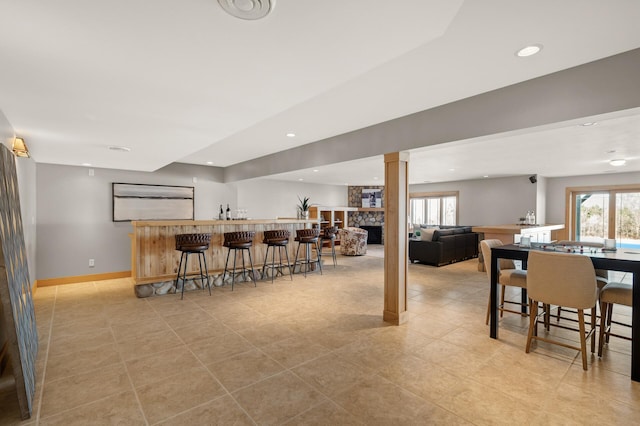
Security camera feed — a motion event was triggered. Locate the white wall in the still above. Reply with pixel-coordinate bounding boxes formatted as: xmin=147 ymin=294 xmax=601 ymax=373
xmin=409 ymin=175 xmax=538 ymax=226
xmin=235 ymin=179 xmax=347 ymax=219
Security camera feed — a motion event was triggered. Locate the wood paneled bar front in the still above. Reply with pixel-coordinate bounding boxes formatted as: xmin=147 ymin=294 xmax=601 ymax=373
xmin=130 ymin=219 xmax=311 ymax=285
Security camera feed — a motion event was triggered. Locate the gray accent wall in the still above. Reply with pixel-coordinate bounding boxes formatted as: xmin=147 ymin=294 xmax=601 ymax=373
xmin=35 ymin=164 xmax=347 ymax=280
xmin=410 ymin=175 xmax=538 ymax=226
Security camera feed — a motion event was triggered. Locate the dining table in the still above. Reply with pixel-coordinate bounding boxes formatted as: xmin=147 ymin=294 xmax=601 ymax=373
xmin=489 ymin=243 xmax=640 ymax=382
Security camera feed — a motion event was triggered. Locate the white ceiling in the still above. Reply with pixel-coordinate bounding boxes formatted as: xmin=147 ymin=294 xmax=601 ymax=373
xmin=1 ymin=0 xmax=640 ymax=184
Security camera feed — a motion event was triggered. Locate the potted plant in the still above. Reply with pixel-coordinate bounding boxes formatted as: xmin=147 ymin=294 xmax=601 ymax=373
xmin=297 ymin=196 xmax=311 ymax=219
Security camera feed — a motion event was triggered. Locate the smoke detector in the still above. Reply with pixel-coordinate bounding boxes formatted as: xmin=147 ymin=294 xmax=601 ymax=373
xmin=218 ymin=0 xmax=274 ymax=20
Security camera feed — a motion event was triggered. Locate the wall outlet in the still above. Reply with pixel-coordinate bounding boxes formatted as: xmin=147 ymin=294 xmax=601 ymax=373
xmin=89 ymin=258 xmax=95 ymax=267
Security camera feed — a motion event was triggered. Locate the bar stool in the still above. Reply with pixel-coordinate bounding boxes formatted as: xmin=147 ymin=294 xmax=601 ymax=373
xmin=320 ymin=226 xmax=338 ymax=268
xmin=261 ymin=229 xmax=293 ymax=282
xmin=223 ymin=231 xmax=256 ymax=290
xmin=293 ymin=228 xmax=322 ymax=277
xmin=175 ymin=233 xmax=211 ymax=300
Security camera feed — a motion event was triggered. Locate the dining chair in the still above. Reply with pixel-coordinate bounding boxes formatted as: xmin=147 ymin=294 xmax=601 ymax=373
xmin=525 ymin=250 xmax=598 ymax=370
xmin=480 ymin=239 xmax=528 ymax=325
xmin=598 ymin=281 xmax=632 ymax=357
xmin=552 ymin=241 xmax=610 ymax=326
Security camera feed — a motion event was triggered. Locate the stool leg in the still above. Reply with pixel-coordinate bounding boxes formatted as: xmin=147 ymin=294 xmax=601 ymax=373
xmin=282 ymin=245 xmax=293 ymax=281
xmin=315 ymin=240 xmax=323 ymax=275
xmin=246 ymin=248 xmax=256 ymax=286
xmin=331 ymin=238 xmax=337 ymax=267
xmin=181 ymin=252 xmax=189 ymax=300
xmin=271 ymin=244 xmax=277 ymax=282
xmin=294 ymin=243 xmax=302 ymax=277
xmin=223 ymin=248 xmax=232 ymax=284
xmin=197 ymin=252 xmax=205 ymax=293
xmin=232 ymin=248 xmax=238 ymax=291
xmin=175 ymin=251 xmax=185 ymax=290
xmin=201 ymin=251 xmax=211 ymax=296
xmin=261 ymin=245 xmax=271 ymax=280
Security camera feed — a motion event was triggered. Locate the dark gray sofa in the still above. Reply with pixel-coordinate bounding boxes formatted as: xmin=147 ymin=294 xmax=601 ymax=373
xmin=409 ymin=226 xmax=479 ymax=266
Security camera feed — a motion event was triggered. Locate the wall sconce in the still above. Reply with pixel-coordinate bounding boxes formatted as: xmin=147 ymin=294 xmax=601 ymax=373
xmin=12 ymin=137 xmax=30 ymax=158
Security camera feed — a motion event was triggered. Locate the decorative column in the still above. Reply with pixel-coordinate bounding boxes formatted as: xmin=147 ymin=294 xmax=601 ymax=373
xmin=383 ymin=152 xmax=409 ymax=325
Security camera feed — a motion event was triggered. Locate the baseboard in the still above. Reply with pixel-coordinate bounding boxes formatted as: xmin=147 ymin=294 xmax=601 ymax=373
xmin=35 ymin=271 xmax=131 ymax=287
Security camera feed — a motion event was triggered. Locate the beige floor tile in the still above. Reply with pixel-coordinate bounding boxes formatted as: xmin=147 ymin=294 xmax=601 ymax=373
xmin=125 ymin=346 xmax=203 ymax=388
xmin=154 ymin=395 xmax=254 ymax=426
xmin=189 ymin=331 xmax=254 ymax=364
xmin=45 ymin=343 xmax=122 ymax=382
xmin=292 ymin=353 xmax=374 ymax=398
xmin=260 ymin=335 xmax=330 ymax=368
xmin=48 ymin=328 xmax=115 ymax=358
xmin=115 ymin=328 xmax=184 ymax=361
xmin=233 ymin=371 xmax=326 ymax=425
xmin=135 ymin=366 xmax=225 ymax=424
xmin=331 ymin=374 xmax=433 ymax=424
xmin=39 ymin=363 xmax=131 ymax=418
xmin=39 ymin=391 xmax=145 ymax=425
xmin=162 ymin=308 xmax=215 ymax=330
xmin=206 ymin=348 xmax=284 ymax=392
xmin=283 ymin=400 xmax=364 ymax=426
xmin=236 ymin=322 xmax=298 ymax=347
xmin=110 ymin=317 xmax=172 ymax=342
xmin=171 ymin=318 xmax=230 ymax=344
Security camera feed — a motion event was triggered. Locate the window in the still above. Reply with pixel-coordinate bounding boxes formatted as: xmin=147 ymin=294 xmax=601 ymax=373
xmin=567 ymin=185 xmax=640 ymax=249
xmin=409 ymin=191 xmax=458 ymax=227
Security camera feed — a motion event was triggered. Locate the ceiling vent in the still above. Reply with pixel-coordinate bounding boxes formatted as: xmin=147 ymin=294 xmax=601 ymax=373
xmin=217 ymin=0 xmax=274 ymax=20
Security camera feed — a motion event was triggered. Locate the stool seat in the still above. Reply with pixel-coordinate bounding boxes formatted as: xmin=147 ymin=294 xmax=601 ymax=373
xmin=175 ymin=233 xmax=211 ymax=300
xmin=293 ymin=228 xmax=322 ymax=277
xmin=223 ymin=231 xmax=256 ymax=290
xmin=262 ymin=230 xmax=293 ymax=282
xmin=600 ymin=282 xmax=632 ymax=306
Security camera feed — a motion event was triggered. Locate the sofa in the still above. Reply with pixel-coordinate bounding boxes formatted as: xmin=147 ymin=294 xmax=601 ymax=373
xmin=338 ymin=227 xmax=368 ymax=255
xmin=409 ymin=225 xmax=479 ymax=266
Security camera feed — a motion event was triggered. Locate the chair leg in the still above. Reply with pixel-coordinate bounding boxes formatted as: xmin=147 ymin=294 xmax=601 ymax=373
xmin=200 ymin=252 xmax=211 ymax=296
xmin=577 ymin=309 xmax=588 ymax=370
xmin=606 ymin=303 xmax=613 ymax=344
xmin=525 ymin=299 xmax=537 ymax=353
xmin=294 ymin=243 xmax=302 ymax=276
xmin=500 ymin=285 xmax=506 ymax=318
xmin=175 ymin=251 xmax=185 ymax=289
xmin=231 ymin=249 xmax=237 ymax=290
xmin=590 ymin=306 xmax=596 ymax=354
xmin=271 ymin=244 xmax=277 ymax=282
xmin=223 ymin=248 xmax=232 ymax=284
xmin=598 ymin=301 xmax=608 ymax=357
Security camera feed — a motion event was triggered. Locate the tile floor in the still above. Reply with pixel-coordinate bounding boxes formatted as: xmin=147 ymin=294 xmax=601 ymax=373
xmin=1 ymin=246 xmax=639 ymax=425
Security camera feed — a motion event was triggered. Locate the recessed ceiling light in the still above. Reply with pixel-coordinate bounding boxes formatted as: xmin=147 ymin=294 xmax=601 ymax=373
xmin=516 ymin=44 xmax=543 ymax=57
xmin=298 ymin=178 xmax=304 ymax=181
xmin=206 ymin=161 xmax=213 ymax=165
xmin=286 ymin=133 xmax=296 ymax=138
xmin=108 ymin=145 xmax=131 ymax=152
xmin=580 ymin=122 xmax=597 ymax=127
xmin=449 ymin=168 xmax=455 ymax=172
xmin=483 ymin=175 xmax=489 ymax=178
xmin=313 ymin=169 xmax=319 ymax=172
xmin=609 ymin=159 xmax=626 ymax=167
xmin=81 ymin=163 xmax=92 ymax=167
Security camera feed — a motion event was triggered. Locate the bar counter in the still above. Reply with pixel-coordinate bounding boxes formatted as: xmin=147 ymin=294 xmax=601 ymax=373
xmin=130 ymin=219 xmax=311 ymax=285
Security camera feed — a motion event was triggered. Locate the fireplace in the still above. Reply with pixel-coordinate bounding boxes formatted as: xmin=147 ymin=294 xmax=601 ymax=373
xmin=360 ymin=225 xmax=383 ymax=244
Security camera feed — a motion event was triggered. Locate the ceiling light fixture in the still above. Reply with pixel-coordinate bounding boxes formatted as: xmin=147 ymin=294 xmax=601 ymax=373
xmin=298 ymin=178 xmax=304 ymax=181
xmin=580 ymin=122 xmax=597 ymax=127
xmin=312 ymin=169 xmax=319 ymax=172
xmin=516 ymin=44 xmax=543 ymax=57
xmin=206 ymin=161 xmax=214 ymax=165
xmin=609 ymin=159 xmax=626 ymax=167
xmin=81 ymin=163 xmax=92 ymax=167
xmin=108 ymin=145 xmax=131 ymax=152
xmin=12 ymin=137 xmax=30 ymax=157
xmin=286 ymin=133 xmax=296 ymax=138
xmin=218 ymin=0 xmax=274 ymax=20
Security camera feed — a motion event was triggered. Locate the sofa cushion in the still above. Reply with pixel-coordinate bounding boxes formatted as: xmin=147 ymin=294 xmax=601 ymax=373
xmin=432 ymin=229 xmax=454 ymax=241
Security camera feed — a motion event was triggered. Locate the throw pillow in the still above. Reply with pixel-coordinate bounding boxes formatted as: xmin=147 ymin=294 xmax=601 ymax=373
xmin=420 ymin=226 xmax=438 ymax=241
